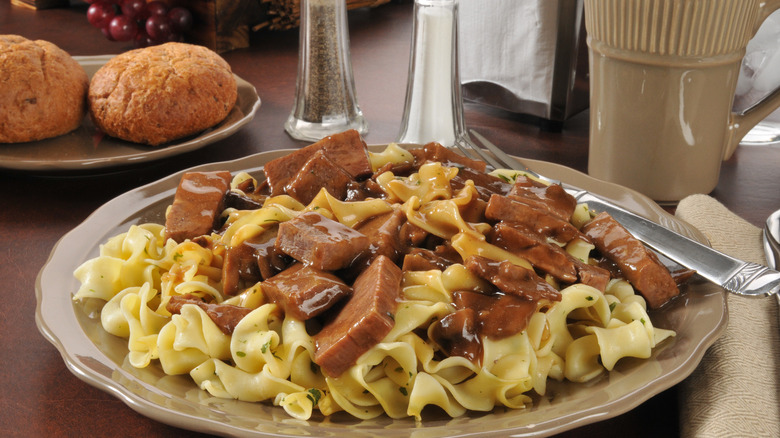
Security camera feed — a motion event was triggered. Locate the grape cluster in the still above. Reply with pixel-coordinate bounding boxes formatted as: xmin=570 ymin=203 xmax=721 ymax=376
xmin=86 ymin=0 xmax=194 ymax=48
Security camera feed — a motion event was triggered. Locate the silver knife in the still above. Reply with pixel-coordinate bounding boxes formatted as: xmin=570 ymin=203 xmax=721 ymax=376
xmin=576 ymin=191 xmax=780 ymax=298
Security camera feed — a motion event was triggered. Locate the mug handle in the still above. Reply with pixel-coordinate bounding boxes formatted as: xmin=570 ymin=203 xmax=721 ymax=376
xmin=725 ymin=0 xmax=780 ymax=159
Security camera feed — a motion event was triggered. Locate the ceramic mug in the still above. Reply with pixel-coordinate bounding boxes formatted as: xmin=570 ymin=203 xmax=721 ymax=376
xmin=585 ymin=0 xmax=780 ymax=203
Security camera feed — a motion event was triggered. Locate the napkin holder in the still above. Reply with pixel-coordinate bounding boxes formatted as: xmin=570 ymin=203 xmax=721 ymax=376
xmin=459 ymin=0 xmax=589 ymax=130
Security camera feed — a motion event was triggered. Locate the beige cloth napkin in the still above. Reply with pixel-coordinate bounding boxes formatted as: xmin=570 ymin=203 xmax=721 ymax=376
xmin=676 ymin=194 xmax=780 ymax=437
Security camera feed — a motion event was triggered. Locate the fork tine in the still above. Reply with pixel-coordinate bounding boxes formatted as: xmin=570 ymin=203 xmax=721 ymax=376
xmin=452 ymin=139 xmax=482 ymax=162
xmin=468 ymin=129 xmax=526 ymax=170
xmin=456 ymin=136 xmax=505 ymax=170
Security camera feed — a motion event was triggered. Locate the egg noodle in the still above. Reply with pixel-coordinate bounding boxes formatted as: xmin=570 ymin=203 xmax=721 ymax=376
xmin=73 ymin=143 xmax=675 ymax=421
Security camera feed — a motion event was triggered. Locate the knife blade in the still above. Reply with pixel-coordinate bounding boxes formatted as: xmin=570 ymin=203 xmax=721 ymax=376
xmin=576 ymin=191 xmax=780 ymax=298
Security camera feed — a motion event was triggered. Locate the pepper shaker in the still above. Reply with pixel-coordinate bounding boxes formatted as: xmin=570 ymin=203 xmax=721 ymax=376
xmin=285 ymin=0 xmax=368 ymax=142
xmin=397 ymin=0 xmax=465 ymax=147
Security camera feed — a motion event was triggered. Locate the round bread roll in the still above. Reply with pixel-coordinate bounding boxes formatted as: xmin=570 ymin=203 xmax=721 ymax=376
xmin=0 ymin=35 xmax=89 ymax=143
xmin=88 ymin=42 xmax=238 ymax=146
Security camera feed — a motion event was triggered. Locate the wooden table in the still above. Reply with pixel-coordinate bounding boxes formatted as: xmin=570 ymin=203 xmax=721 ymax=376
xmin=2 ymin=2 xmax=778 ymax=437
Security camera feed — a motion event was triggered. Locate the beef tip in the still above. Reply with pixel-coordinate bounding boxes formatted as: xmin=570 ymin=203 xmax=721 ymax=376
xmin=314 ymin=255 xmax=402 ymax=377
xmin=222 ymin=230 xmax=289 ymax=296
xmin=581 ymin=212 xmax=680 ymax=308
xmin=353 ymin=209 xmax=407 ymax=266
xmin=344 ymin=179 xmax=387 ymax=202
xmin=400 ymin=221 xmax=429 ymax=248
xmin=275 ymin=211 xmax=369 ymax=271
xmin=166 ymin=294 xmax=252 ymax=335
xmin=464 ymin=255 xmax=561 ymax=302
xmin=285 ymin=150 xmax=354 ymax=205
xmin=574 ymin=260 xmax=611 ymax=291
xmin=262 ymin=263 xmax=351 ymax=321
xmin=489 ymin=222 xmax=578 ymax=283
xmin=263 ymin=129 xmax=371 ymax=196
xmin=423 ymin=142 xmax=487 ymax=172
xmin=222 ymin=240 xmax=263 ymax=296
xmin=508 ymin=175 xmax=577 ymax=221
xmin=165 ymin=171 xmax=232 ymax=243
xmin=452 ymin=290 xmax=537 ymax=340
xmin=223 ymin=189 xmax=264 ymax=211
xmin=671 ymin=267 xmax=697 ymax=285
xmin=402 ymin=248 xmax=455 ymax=271
xmin=450 ymin=167 xmax=512 ymax=202
xmin=485 ymin=194 xmax=582 ymax=243
xmin=429 ymin=308 xmax=482 ymax=363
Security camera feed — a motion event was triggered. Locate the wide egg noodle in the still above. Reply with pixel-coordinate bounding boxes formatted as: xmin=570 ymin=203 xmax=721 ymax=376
xmin=157 ymin=304 xmax=232 ymax=375
xmin=71 ymin=143 xmax=676 ymax=421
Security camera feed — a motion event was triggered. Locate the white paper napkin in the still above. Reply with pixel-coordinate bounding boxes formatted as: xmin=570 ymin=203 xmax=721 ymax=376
xmin=675 ymin=194 xmax=780 ymax=437
xmin=459 ymin=0 xmax=559 ymax=111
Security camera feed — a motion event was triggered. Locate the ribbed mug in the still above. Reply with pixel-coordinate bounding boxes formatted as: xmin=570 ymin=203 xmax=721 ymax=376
xmin=585 ymin=0 xmax=780 ymax=202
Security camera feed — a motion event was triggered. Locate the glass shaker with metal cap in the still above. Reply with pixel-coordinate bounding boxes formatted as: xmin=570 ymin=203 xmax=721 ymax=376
xmin=397 ymin=0 xmax=465 ymax=147
xmin=285 ymin=0 xmax=368 ymax=142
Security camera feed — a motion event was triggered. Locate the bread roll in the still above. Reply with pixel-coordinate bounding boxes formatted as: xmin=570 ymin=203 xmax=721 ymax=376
xmin=0 ymin=35 xmax=89 ymax=143
xmin=88 ymin=42 xmax=238 ymax=146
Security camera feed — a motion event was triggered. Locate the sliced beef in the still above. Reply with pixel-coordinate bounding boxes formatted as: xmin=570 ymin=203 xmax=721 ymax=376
xmin=356 ymin=209 xmax=407 ymax=263
xmin=450 ymin=167 xmax=512 ymax=202
xmin=464 ymin=255 xmax=561 ymax=302
xmin=285 ymin=149 xmax=354 ymax=205
xmin=429 ymin=308 xmax=482 ymax=363
xmin=223 ymin=190 xmax=264 ymax=211
xmin=166 ymin=294 xmax=252 ymax=335
xmin=423 ymin=142 xmax=487 ymax=172
xmin=452 ymin=290 xmax=537 ymax=340
xmin=164 ymin=171 xmax=232 ymax=243
xmin=263 ymin=129 xmax=371 ymax=196
xmin=344 ymin=179 xmax=387 ymax=202
xmin=275 ymin=211 xmax=369 ymax=271
xmin=485 ymin=194 xmax=582 ymax=244
xmin=262 ymin=263 xmax=352 ymax=321
xmin=221 ymin=230 xmax=289 ymax=296
xmin=400 ymin=221 xmax=429 ymax=248
xmin=581 ymin=212 xmax=680 ymax=308
xmin=402 ymin=248 xmax=454 ymax=271
xmin=508 ymin=175 xmax=577 ymax=221
xmin=489 ymin=222 xmax=577 ymax=282
xmin=488 ymin=221 xmax=611 ymax=290
xmin=313 ymin=255 xmax=402 ymax=377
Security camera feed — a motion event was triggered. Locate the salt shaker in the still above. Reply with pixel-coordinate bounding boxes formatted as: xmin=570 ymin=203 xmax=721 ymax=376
xmin=397 ymin=0 xmax=465 ymax=147
xmin=285 ymin=0 xmax=368 ymax=142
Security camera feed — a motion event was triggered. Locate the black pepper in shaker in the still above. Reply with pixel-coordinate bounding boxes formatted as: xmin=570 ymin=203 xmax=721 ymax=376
xmin=285 ymin=0 xmax=368 ymax=142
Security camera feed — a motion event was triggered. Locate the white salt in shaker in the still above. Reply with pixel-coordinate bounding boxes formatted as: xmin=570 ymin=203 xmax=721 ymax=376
xmin=285 ymin=0 xmax=368 ymax=142
xmin=397 ymin=0 xmax=465 ymax=147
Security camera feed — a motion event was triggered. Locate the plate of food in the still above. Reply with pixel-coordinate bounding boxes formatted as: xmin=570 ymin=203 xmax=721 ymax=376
xmin=0 ymin=52 xmax=260 ymax=173
xmin=35 ymin=132 xmax=726 ymax=437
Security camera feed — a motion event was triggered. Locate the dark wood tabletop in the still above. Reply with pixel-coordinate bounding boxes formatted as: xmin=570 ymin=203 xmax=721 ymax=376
xmin=2 ymin=1 xmax=779 ymax=437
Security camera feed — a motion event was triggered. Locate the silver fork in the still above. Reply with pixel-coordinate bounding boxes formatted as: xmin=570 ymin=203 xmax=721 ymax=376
xmin=453 ymin=129 xmax=780 ymax=299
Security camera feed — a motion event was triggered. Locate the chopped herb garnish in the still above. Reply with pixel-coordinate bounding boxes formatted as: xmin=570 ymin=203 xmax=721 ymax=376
xmin=173 ymin=252 xmax=183 ymax=261
xmin=399 ymin=387 xmax=408 ymax=396
xmin=261 ymin=340 xmax=271 ymax=353
xmin=306 ymin=388 xmax=322 ymax=406
xmin=235 ymin=351 xmax=246 ymax=357
xmin=609 ymin=302 xmax=617 ymax=312
xmin=586 ymin=295 xmax=594 ymax=301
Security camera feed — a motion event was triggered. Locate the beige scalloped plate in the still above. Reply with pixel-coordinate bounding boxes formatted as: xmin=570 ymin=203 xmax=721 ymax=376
xmin=35 ymin=148 xmax=727 ymax=437
xmin=0 ymin=55 xmax=260 ymax=172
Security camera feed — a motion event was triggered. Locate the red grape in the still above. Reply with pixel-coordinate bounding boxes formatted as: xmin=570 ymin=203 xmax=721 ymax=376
xmin=109 ymin=15 xmax=138 ymax=42
xmin=87 ymin=1 xmax=116 ymax=29
xmin=168 ymin=7 xmax=193 ymax=33
xmin=145 ymin=1 xmax=169 ymax=17
xmin=86 ymin=0 xmax=195 ymax=46
xmin=120 ymin=0 xmax=146 ymax=20
xmin=134 ymin=30 xmax=154 ymax=48
xmin=146 ymin=14 xmax=173 ymax=42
